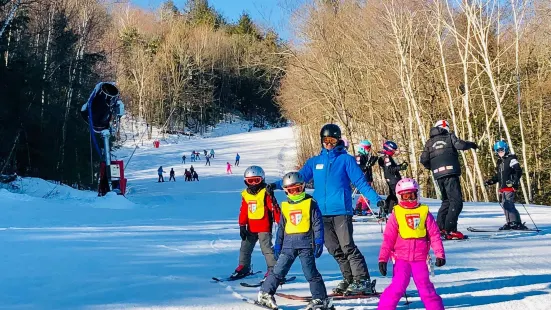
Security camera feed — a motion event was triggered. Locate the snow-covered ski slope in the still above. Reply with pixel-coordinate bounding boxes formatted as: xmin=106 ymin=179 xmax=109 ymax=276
xmin=1 ymin=126 xmax=551 ymax=309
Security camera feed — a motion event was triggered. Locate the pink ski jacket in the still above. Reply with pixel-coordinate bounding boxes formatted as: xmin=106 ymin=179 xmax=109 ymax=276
xmin=379 ymin=206 xmax=445 ymax=262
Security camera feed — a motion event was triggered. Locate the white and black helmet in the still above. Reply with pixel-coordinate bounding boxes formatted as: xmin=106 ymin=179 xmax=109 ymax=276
xmin=434 ymin=120 xmax=450 ymax=131
xmin=244 ymin=165 xmax=265 ymax=180
xmin=281 ymin=172 xmax=304 ymax=188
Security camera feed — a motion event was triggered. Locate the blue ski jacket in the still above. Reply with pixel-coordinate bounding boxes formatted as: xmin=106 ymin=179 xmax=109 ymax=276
xmin=275 ymin=145 xmax=383 ymax=216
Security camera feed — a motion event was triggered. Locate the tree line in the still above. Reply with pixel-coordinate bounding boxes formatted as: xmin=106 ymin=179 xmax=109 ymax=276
xmin=278 ymin=0 xmax=551 ymax=205
xmin=0 ymin=0 xmax=285 ymax=189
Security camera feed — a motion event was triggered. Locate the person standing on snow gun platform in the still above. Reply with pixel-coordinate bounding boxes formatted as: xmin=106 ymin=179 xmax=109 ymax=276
xmin=484 ymin=140 xmax=528 ymax=231
xmin=258 ymin=172 xmax=333 ymax=310
xmin=378 ymin=178 xmax=446 ymax=310
xmin=232 ymin=166 xmax=281 ymax=280
xmin=377 ymin=140 xmax=408 ymax=217
xmin=267 ymin=124 xmax=384 ymax=296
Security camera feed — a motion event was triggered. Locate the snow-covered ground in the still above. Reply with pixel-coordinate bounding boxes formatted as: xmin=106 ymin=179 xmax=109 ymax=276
xmin=1 ymin=126 xmax=550 ymax=309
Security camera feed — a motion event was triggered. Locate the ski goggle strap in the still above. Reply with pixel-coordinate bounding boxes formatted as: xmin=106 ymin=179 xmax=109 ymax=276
xmin=400 ymin=191 xmax=418 ymax=201
xmin=245 ymin=176 xmax=263 ymax=185
xmin=322 ymin=137 xmax=338 ymax=145
xmin=283 ymin=183 xmax=305 ymax=195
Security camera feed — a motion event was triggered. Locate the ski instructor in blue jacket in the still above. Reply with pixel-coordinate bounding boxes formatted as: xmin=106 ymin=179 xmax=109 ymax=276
xmin=268 ymin=124 xmax=384 ymax=296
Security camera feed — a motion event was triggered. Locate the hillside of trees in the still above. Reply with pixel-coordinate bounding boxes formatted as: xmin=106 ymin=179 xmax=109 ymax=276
xmin=278 ymin=0 xmax=551 ymax=205
xmin=0 ymin=0 xmax=285 ymax=189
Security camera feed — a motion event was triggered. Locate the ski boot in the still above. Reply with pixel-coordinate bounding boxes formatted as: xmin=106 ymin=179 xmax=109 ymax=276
xmin=511 ymin=222 xmax=528 ymax=230
xmin=230 ymin=265 xmax=251 ymax=279
xmin=257 ymin=291 xmax=278 ymax=310
xmin=306 ymin=297 xmax=335 ymax=310
xmin=345 ymin=278 xmax=376 ymax=296
xmin=332 ymin=278 xmax=352 ymax=294
xmin=499 ymin=223 xmax=513 ymax=230
xmin=444 ymin=231 xmax=466 ymax=240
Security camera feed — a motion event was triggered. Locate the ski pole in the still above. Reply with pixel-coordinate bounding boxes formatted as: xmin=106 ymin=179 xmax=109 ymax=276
xmin=520 ymin=202 xmax=540 ymax=232
xmin=403 ymin=292 xmax=411 ymax=306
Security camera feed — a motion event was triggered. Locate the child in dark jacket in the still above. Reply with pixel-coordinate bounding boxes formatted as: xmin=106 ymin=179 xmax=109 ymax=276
xmin=378 ymin=141 xmax=408 ymax=216
xmin=233 ymin=166 xmax=280 ymax=279
xmin=258 ymin=172 xmax=332 ymax=310
xmin=485 ymin=141 xmax=527 ymax=230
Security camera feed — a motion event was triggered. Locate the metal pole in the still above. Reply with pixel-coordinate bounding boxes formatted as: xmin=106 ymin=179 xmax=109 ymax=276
xmin=101 ymin=129 xmax=112 ymax=191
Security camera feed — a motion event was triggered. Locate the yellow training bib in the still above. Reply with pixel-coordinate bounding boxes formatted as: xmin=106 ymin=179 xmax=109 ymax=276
xmin=282 ymin=198 xmax=312 ymax=234
xmin=242 ymin=188 xmax=266 ymax=220
xmin=394 ymin=204 xmax=429 ymax=239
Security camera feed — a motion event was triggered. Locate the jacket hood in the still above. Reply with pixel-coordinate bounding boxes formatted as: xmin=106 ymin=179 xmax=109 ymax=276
xmin=429 ymin=127 xmax=448 ymax=138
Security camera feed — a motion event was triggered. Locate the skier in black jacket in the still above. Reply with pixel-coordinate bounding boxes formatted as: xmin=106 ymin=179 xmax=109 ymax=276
xmin=378 ymin=140 xmax=408 ymax=216
xmin=357 ymin=140 xmax=378 ymax=185
xmin=420 ymin=120 xmax=477 ymax=240
xmin=484 ymin=141 xmax=527 ymax=230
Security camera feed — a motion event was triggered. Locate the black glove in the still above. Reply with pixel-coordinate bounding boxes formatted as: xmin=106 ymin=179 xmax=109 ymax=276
xmin=377 ymin=200 xmax=385 ymax=209
xmin=435 ymin=258 xmax=446 ymax=267
xmin=471 ymin=142 xmax=479 ymax=150
xmin=379 ymin=262 xmax=387 ymax=276
xmin=484 ymin=180 xmax=495 ymax=187
xmin=266 ymin=183 xmax=277 ymax=195
xmin=399 ymin=162 xmax=408 ymax=171
xmin=239 ymin=225 xmax=248 ymax=241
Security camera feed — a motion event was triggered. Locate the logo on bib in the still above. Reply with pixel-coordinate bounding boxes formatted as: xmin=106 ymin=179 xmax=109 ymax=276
xmin=405 ymin=213 xmax=421 ymax=230
xmin=290 ymin=210 xmax=303 ymax=226
xmin=248 ymin=201 xmax=257 ymax=213
xmin=315 ymin=164 xmax=324 ymax=170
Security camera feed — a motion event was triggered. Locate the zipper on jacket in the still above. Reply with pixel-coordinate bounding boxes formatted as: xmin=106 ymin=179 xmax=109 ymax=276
xmin=324 ymin=156 xmax=333 ymax=215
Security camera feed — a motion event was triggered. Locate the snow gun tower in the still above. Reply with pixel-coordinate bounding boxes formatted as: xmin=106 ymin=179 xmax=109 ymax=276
xmin=80 ymin=82 xmax=127 ymax=196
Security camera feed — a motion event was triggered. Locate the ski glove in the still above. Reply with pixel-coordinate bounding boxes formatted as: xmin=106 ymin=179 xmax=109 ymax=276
xmin=376 ymin=200 xmax=385 ymax=209
xmin=273 ymin=244 xmax=281 ymax=260
xmin=239 ymin=225 xmax=248 ymax=241
xmin=484 ymin=180 xmax=496 ymax=186
xmin=470 ymin=142 xmax=479 ymax=150
xmin=435 ymin=258 xmax=446 ymax=267
xmin=379 ymin=262 xmax=387 ymax=276
xmin=314 ymin=239 xmax=324 ymax=258
xmin=399 ymin=162 xmax=408 ymax=171
xmin=266 ymin=183 xmax=277 ymax=195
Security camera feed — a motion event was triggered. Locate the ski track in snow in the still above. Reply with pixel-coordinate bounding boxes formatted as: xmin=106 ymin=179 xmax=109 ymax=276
xmin=1 ymin=126 xmax=551 ymax=309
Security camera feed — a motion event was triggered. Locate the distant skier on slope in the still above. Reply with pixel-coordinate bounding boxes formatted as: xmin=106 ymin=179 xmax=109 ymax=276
xmin=169 ymin=168 xmax=176 ymax=181
xmin=157 ymin=166 xmax=165 ymax=182
xmin=378 ymin=178 xmax=446 ymax=310
xmin=233 ymin=166 xmax=280 ymax=281
xmin=484 ymin=141 xmax=528 ymax=230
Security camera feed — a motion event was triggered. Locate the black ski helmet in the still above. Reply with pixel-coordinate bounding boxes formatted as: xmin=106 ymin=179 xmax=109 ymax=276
xmin=320 ymin=124 xmax=341 ymax=142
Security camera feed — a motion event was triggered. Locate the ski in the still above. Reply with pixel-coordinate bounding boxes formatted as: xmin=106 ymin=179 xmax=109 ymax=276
xmin=352 ymin=216 xmax=381 ymax=223
xmin=275 ymin=292 xmax=381 ymax=302
xmin=211 ymin=270 xmax=262 ymax=283
xmin=240 ymin=276 xmax=297 ymax=288
xmin=467 ymin=227 xmax=540 ymax=233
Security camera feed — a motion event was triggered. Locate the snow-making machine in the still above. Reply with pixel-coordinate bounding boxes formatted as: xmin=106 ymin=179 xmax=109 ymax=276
xmin=80 ymin=82 xmax=127 ymax=196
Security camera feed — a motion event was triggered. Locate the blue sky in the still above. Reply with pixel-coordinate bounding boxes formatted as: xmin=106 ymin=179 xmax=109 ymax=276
xmin=129 ymin=0 xmax=300 ymax=40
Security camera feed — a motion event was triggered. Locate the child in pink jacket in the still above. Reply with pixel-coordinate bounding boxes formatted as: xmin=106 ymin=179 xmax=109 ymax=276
xmin=378 ymin=178 xmax=445 ymax=310
xmin=226 ymin=162 xmax=233 ymax=174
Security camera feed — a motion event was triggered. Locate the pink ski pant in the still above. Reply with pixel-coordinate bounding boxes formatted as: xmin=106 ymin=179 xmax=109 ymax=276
xmin=378 ymin=259 xmax=444 ymax=310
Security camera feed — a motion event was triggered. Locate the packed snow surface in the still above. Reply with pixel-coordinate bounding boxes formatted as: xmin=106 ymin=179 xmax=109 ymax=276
xmin=1 ymin=125 xmax=550 ymax=309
